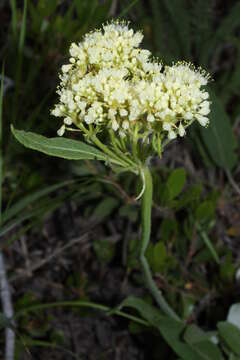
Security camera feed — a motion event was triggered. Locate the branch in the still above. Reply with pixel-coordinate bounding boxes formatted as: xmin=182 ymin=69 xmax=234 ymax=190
xmin=0 ymin=251 xmax=15 ymax=360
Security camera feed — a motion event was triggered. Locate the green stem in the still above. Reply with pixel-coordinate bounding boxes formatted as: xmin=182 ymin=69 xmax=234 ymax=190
xmin=93 ymin=134 xmax=132 ymax=168
xmin=140 ymin=166 xmax=180 ymax=321
xmin=132 ymin=124 xmax=139 ymax=161
xmin=109 ymin=130 xmax=137 ymax=168
xmin=15 ymin=301 xmax=149 ymax=327
xmin=77 ymin=123 xmax=130 ymax=168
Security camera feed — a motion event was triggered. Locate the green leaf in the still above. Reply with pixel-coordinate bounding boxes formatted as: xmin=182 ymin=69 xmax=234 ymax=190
xmin=229 ymin=354 xmax=240 ymax=360
xmin=119 ymin=296 xmax=177 ymax=328
xmin=160 ymin=218 xmax=178 ymax=243
xmin=19 ymin=0 xmax=27 ymax=53
xmin=11 ymin=126 xmax=107 ymax=161
xmin=218 ymin=322 xmax=240 ymax=356
xmin=191 ymin=341 xmax=224 ymax=360
xmin=119 ymin=0 xmax=139 ymax=18
xmin=93 ymin=197 xmax=119 ymax=219
xmin=149 ymin=0 xmax=181 ymax=62
xmin=118 ymin=204 xmax=138 ymax=222
xmin=0 ymin=192 xmax=70 ymax=238
xmin=184 ymin=325 xmax=224 ymax=360
xmin=36 ymin=0 xmax=58 ymax=18
xmin=184 ymin=325 xmax=207 ymax=344
xmin=15 ymin=299 xmax=148 ymax=327
xmin=119 ymin=296 xmax=210 ymax=360
xmin=2 ymin=180 xmax=75 ymax=224
xmin=153 ymin=241 xmax=167 ymax=273
xmin=176 ymin=184 xmax=203 ymax=210
xmin=195 ymin=201 xmax=215 ymax=223
xmin=207 ymin=3 xmax=240 ymax=56
xmin=10 ymin=0 xmax=17 ymax=37
xmin=181 ymin=295 xmax=195 ymax=319
xmin=166 ymin=168 xmax=186 ymax=200
xmin=199 ymin=90 xmax=237 ymax=170
xmin=73 ymin=0 xmax=98 ymax=24
xmin=93 ymin=238 xmax=116 ymax=264
xmin=220 ymin=252 xmax=235 ymax=282
xmin=162 ymin=0 xmax=191 ymax=58
xmin=196 ymin=223 xmax=220 ymax=264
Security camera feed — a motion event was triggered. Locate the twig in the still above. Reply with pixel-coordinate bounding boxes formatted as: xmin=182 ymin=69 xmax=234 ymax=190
xmin=185 ymin=224 xmax=198 ymax=267
xmin=19 ymin=235 xmax=32 ymax=277
xmin=10 ymin=232 xmax=90 ymax=282
xmin=225 ymin=169 xmax=240 ymax=196
xmin=0 ymin=251 xmax=15 ymax=360
xmin=101 ymin=175 xmax=135 ymax=204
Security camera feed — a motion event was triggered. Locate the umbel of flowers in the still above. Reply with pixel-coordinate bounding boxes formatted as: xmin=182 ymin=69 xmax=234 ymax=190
xmin=52 ymin=21 xmax=210 ymax=162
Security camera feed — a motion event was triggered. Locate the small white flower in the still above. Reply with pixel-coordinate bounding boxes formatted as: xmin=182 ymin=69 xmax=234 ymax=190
xmin=64 ymin=117 xmax=73 ymax=125
xmin=122 ymin=120 xmax=129 ymax=130
xmin=163 ymin=123 xmax=171 ymax=131
xmin=120 ymin=109 xmax=128 ymax=117
xmin=112 ymin=118 xmax=119 ymax=131
xmin=178 ymin=123 xmax=186 ymax=137
xmin=196 ymin=114 xmax=209 ymax=126
xmin=51 ymin=107 xmax=62 ymax=117
xmin=62 ymin=64 xmax=72 ymax=73
xmin=168 ymin=130 xmax=177 ymax=140
xmin=57 ymin=125 xmax=65 ymax=136
xmin=147 ymin=113 xmax=155 ymax=122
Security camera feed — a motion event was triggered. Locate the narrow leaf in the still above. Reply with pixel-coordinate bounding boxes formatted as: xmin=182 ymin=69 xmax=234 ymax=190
xmin=2 ymin=180 xmax=75 ymax=224
xmin=119 ymin=0 xmax=139 ymax=18
xmin=191 ymin=341 xmax=224 ymax=360
xmin=197 ymin=223 xmax=220 ymax=264
xmin=93 ymin=197 xmax=119 ymax=219
xmin=199 ymin=90 xmax=237 ymax=170
xmin=11 ymin=126 xmax=107 ymax=161
xmin=19 ymin=0 xmax=28 ymax=52
xmin=218 ymin=322 xmax=240 ymax=356
xmin=119 ymin=296 xmax=207 ymax=360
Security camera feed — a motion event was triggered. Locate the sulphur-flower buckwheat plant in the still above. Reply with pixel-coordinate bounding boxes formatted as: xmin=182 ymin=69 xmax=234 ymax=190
xmin=12 ymin=20 xmax=211 ymax=322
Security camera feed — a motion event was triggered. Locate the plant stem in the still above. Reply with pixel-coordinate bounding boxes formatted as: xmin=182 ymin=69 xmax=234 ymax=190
xmin=93 ymin=134 xmax=134 ymax=168
xmin=132 ymin=124 xmax=139 ymax=161
xmin=140 ymin=166 xmax=180 ymax=321
xmin=109 ymin=130 xmax=136 ymax=168
xmin=77 ymin=123 xmax=134 ymax=169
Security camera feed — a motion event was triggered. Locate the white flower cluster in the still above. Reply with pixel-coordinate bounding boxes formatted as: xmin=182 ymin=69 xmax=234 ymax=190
xmin=52 ymin=21 xmax=210 ymax=141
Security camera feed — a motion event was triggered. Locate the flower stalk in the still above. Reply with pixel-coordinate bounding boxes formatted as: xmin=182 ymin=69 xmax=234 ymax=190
xmin=140 ymin=166 xmax=180 ymax=321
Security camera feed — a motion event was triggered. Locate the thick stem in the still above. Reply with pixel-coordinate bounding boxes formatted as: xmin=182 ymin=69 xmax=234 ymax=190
xmin=140 ymin=166 xmax=180 ymax=321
